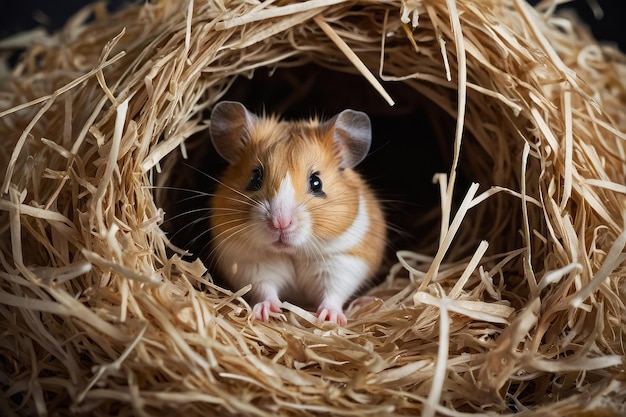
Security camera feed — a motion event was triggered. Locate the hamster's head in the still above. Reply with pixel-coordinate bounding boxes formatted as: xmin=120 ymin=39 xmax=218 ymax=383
xmin=209 ymin=101 xmax=372 ymax=255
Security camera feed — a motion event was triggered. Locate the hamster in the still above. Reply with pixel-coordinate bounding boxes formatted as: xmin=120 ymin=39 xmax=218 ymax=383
xmin=208 ymin=101 xmax=386 ymax=326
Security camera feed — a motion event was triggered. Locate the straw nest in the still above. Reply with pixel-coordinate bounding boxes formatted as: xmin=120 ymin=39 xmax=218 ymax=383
xmin=1 ymin=0 xmax=625 ymax=415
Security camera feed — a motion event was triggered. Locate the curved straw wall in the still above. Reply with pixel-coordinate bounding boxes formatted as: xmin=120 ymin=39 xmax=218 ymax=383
xmin=1 ymin=0 xmax=625 ymax=415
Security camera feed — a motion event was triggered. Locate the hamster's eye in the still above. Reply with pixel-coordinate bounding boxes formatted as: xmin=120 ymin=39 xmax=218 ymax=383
xmin=247 ymin=167 xmax=263 ymax=191
xmin=309 ymin=172 xmax=325 ymax=197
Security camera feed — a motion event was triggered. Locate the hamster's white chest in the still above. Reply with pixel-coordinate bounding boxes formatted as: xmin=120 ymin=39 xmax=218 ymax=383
xmin=223 ymin=251 xmax=368 ymax=308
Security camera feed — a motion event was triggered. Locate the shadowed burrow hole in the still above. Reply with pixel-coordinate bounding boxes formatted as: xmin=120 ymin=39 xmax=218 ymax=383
xmin=157 ymin=63 xmax=520 ymax=288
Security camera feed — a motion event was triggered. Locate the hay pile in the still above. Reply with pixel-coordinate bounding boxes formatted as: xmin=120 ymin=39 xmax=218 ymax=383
xmin=1 ymin=0 xmax=625 ymax=415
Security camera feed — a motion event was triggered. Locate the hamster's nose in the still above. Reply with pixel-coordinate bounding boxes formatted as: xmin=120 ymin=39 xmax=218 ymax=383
xmin=269 ymin=215 xmax=294 ymax=231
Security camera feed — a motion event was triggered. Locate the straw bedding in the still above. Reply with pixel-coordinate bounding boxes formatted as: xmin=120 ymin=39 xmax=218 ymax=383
xmin=1 ymin=0 xmax=625 ymax=415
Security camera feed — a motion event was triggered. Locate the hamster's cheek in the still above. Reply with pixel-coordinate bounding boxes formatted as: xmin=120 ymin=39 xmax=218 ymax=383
xmin=307 ymin=199 xmax=339 ymax=241
xmin=288 ymin=208 xmax=313 ymax=247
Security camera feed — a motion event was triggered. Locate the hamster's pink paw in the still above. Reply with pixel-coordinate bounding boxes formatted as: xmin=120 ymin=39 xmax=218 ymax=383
xmin=252 ymin=300 xmax=282 ymax=321
xmin=316 ymin=306 xmax=347 ymax=326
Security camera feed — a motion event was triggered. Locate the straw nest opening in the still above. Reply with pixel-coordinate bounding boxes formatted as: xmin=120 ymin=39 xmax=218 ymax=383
xmin=1 ymin=0 xmax=625 ymax=416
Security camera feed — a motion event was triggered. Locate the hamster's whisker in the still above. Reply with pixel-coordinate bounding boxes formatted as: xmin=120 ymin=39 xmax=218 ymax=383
xmin=213 ymin=195 xmax=262 ymax=210
xmin=206 ymin=221 xmax=256 ymax=257
xmin=149 ymin=184 xmax=265 ymax=211
xmin=171 ymin=211 xmax=251 ymax=249
xmin=208 ymin=209 xmax=252 ymax=218
xmin=382 ymin=221 xmax=413 ymax=241
xmin=163 ymin=207 xmax=212 ymax=225
xmin=187 ymin=227 xmax=214 ymax=252
xmin=206 ymin=218 xmax=251 ymax=235
xmin=179 ymin=162 xmax=266 ymax=210
xmin=208 ymin=238 xmax=251 ymax=276
xmin=145 ymin=184 xmax=213 ymax=198
xmin=210 ymin=207 xmax=251 ymax=212
xmin=212 ymin=180 xmax=260 ymax=208
xmin=204 ymin=233 xmax=240 ymax=270
xmin=304 ymin=194 xmax=363 ymax=212
xmin=167 ymin=215 xmax=212 ymax=244
xmin=205 ymin=223 xmax=258 ymax=268
xmin=306 ymin=235 xmax=327 ymax=265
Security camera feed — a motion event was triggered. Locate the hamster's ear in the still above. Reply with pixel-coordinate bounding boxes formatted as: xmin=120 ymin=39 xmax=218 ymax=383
xmin=210 ymin=101 xmax=257 ymax=163
xmin=325 ymin=109 xmax=372 ymax=169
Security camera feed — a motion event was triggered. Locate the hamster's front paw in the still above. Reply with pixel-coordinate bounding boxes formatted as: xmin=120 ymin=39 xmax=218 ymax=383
xmin=252 ymin=299 xmax=282 ymax=321
xmin=316 ymin=305 xmax=347 ymax=326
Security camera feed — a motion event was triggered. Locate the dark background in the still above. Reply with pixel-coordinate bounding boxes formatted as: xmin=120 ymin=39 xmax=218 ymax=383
xmin=0 ymin=0 xmax=625 ymax=52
